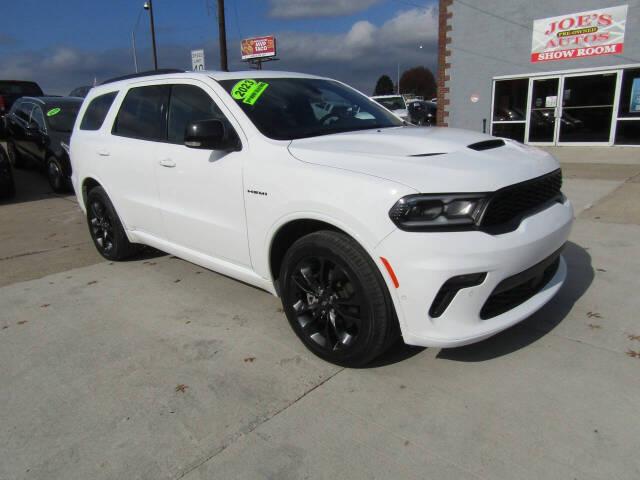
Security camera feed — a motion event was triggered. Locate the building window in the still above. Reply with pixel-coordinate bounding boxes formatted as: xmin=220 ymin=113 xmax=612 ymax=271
xmin=615 ymin=120 xmax=640 ymax=145
xmin=491 ymin=79 xmax=527 ymax=142
xmin=615 ymin=68 xmax=640 ymax=145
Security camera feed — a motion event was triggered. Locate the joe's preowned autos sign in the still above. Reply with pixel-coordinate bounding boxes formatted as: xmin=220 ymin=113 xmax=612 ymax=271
xmin=531 ymin=5 xmax=627 ymax=62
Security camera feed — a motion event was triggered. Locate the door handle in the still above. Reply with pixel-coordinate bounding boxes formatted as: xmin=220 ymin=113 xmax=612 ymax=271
xmin=158 ymin=158 xmax=176 ymax=168
xmin=97 ymin=149 xmax=110 ymax=157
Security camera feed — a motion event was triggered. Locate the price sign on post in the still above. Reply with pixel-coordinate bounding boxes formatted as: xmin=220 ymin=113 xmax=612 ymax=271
xmin=191 ymin=49 xmax=205 ymax=71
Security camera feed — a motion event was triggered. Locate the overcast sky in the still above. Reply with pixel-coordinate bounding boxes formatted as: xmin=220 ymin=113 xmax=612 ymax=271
xmin=0 ymin=0 xmax=438 ymax=95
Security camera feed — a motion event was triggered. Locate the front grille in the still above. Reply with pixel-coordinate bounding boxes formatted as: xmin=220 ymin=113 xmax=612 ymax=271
xmin=480 ymin=247 xmax=563 ymax=320
xmin=480 ymin=169 xmax=562 ymax=232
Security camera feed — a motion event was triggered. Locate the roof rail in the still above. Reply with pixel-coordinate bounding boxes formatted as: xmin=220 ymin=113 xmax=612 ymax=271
xmin=99 ymin=69 xmax=185 ymax=86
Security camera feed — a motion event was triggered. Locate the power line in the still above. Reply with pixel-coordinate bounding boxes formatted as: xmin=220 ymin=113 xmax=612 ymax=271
xmin=453 ymin=0 xmax=532 ymax=31
xmin=391 ymin=0 xmax=432 ymax=11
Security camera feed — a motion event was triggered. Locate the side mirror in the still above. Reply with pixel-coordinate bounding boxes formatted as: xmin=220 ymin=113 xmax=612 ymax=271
xmin=184 ymin=119 xmax=240 ymax=151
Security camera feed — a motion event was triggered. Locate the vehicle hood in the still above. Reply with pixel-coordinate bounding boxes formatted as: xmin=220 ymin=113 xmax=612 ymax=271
xmin=288 ymin=127 xmax=560 ymax=193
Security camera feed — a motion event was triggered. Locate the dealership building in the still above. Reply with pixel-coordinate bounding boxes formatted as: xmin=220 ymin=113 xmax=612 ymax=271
xmin=437 ymin=1 xmax=640 ymax=146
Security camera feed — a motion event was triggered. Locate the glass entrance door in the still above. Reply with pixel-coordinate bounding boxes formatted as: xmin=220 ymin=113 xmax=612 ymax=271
xmin=557 ymin=72 xmax=617 ymax=144
xmin=527 ymin=77 xmax=560 ymax=144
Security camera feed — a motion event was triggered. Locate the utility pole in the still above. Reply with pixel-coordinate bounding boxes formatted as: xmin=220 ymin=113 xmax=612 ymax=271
xmin=145 ymin=0 xmax=158 ymax=70
xmin=217 ymin=0 xmax=228 ymax=71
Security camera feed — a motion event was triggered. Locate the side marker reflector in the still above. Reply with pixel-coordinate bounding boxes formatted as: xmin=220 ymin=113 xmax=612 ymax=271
xmin=380 ymin=257 xmax=399 ymax=288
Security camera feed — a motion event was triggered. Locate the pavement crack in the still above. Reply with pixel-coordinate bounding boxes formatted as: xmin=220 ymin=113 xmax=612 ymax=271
xmin=0 ymin=242 xmax=88 ymax=261
xmin=173 ymin=367 xmax=345 ymax=479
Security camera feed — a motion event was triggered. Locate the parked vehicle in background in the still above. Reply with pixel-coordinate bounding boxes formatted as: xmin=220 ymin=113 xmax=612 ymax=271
xmin=70 ymin=70 xmax=573 ymax=367
xmin=371 ymin=94 xmax=410 ymax=122
xmin=5 ymin=96 xmax=83 ymax=192
xmin=408 ymin=100 xmax=437 ymax=126
xmin=69 ymin=86 xmax=92 ymax=98
xmin=0 ymin=80 xmax=44 ymax=138
xmin=0 ymin=144 xmax=16 ymax=198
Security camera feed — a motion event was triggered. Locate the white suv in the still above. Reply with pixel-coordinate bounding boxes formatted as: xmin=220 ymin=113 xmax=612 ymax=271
xmin=71 ymin=70 xmax=573 ymax=366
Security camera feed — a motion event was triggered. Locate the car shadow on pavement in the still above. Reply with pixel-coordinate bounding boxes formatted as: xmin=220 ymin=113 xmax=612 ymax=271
xmin=0 ymin=166 xmax=75 ymax=205
xmin=436 ymin=241 xmax=593 ymax=362
xmin=367 ymin=340 xmax=427 ymax=368
xmin=125 ymin=246 xmax=168 ymax=261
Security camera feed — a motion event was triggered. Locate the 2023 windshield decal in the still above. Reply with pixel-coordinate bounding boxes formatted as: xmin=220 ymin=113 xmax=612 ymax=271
xmin=232 ymin=79 xmax=269 ymax=105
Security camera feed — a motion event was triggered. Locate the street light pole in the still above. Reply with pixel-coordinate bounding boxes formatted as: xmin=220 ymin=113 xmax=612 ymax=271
xmin=131 ymin=31 xmax=139 ymax=73
xmin=131 ymin=6 xmax=144 ymax=73
xmin=145 ymin=0 xmax=158 ymax=70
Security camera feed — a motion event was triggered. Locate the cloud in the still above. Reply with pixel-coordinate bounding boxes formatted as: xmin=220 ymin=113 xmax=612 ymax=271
xmin=0 ymin=7 xmax=438 ymax=96
xmin=0 ymin=32 xmax=18 ymax=46
xmin=269 ymin=0 xmax=383 ymax=19
xmin=270 ymin=6 xmax=438 ymax=93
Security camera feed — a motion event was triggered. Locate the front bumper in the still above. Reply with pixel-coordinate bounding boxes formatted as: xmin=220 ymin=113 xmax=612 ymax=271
xmin=375 ymin=198 xmax=573 ymax=348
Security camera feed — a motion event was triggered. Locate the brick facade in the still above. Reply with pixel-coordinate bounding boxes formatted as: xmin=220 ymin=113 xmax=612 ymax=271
xmin=436 ymin=0 xmax=452 ymax=126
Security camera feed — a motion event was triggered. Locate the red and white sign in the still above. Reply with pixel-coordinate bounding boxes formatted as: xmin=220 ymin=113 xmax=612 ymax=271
xmin=531 ymin=5 xmax=627 ymax=63
xmin=241 ymin=35 xmax=276 ymax=60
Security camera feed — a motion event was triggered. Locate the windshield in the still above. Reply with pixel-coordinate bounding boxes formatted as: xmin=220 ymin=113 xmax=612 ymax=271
xmin=374 ymin=96 xmax=406 ymax=111
xmin=46 ymin=105 xmax=81 ymax=132
xmin=218 ymin=77 xmax=403 ymax=140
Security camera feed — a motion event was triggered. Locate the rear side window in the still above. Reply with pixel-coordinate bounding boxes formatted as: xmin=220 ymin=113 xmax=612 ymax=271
xmin=80 ymin=92 xmax=117 ymax=131
xmin=31 ymin=106 xmax=46 ymax=131
xmin=167 ymin=84 xmax=227 ymax=143
xmin=112 ymin=85 xmax=170 ymax=141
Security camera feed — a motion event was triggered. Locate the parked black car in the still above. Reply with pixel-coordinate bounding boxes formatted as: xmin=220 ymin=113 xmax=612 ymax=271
xmin=68 ymin=86 xmax=92 ymax=98
xmin=0 ymin=80 xmax=44 ymax=138
xmin=5 ymin=96 xmax=83 ymax=192
xmin=0 ymin=144 xmax=16 ymax=198
xmin=407 ymin=100 xmax=437 ymax=126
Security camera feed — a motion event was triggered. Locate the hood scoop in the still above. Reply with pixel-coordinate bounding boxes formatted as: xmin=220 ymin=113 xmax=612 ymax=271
xmin=468 ymin=139 xmax=505 ymax=151
xmin=409 ymin=152 xmax=446 ymax=157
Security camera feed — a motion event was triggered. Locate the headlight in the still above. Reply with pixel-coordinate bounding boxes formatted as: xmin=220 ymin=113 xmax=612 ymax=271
xmin=389 ymin=194 xmax=487 ymax=231
xmin=60 ymin=141 xmax=70 ymax=155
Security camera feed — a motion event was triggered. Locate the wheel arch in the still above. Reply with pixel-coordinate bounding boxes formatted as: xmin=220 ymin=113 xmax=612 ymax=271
xmin=267 ymin=215 xmax=386 ymax=295
xmin=81 ymin=176 xmax=102 ymax=208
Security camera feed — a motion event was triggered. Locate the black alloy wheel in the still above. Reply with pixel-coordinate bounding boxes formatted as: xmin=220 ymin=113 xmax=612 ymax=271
xmin=89 ymin=198 xmax=115 ymax=254
xmin=47 ymin=158 xmax=66 ymax=193
xmin=289 ymin=255 xmax=365 ymax=352
xmin=281 ymin=231 xmax=398 ymax=367
xmin=86 ymin=186 xmax=136 ymax=260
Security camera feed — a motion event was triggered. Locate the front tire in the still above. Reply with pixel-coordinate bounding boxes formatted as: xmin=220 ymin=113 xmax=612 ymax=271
xmin=47 ymin=157 xmax=67 ymax=193
xmin=86 ymin=186 xmax=136 ymax=261
xmin=280 ymin=231 xmax=398 ymax=367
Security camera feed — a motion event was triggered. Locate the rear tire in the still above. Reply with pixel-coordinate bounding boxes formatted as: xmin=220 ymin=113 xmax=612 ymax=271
xmin=280 ymin=230 xmax=398 ymax=367
xmin=86 ymin=186 xmax=137 ymax=261
xmin=0 ymin=147 xmax=15 ymax=198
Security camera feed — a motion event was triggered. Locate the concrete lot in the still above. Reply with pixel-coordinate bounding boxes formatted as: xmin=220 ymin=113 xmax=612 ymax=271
xmin=1 ymin=147 xmax=640 ymax=479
